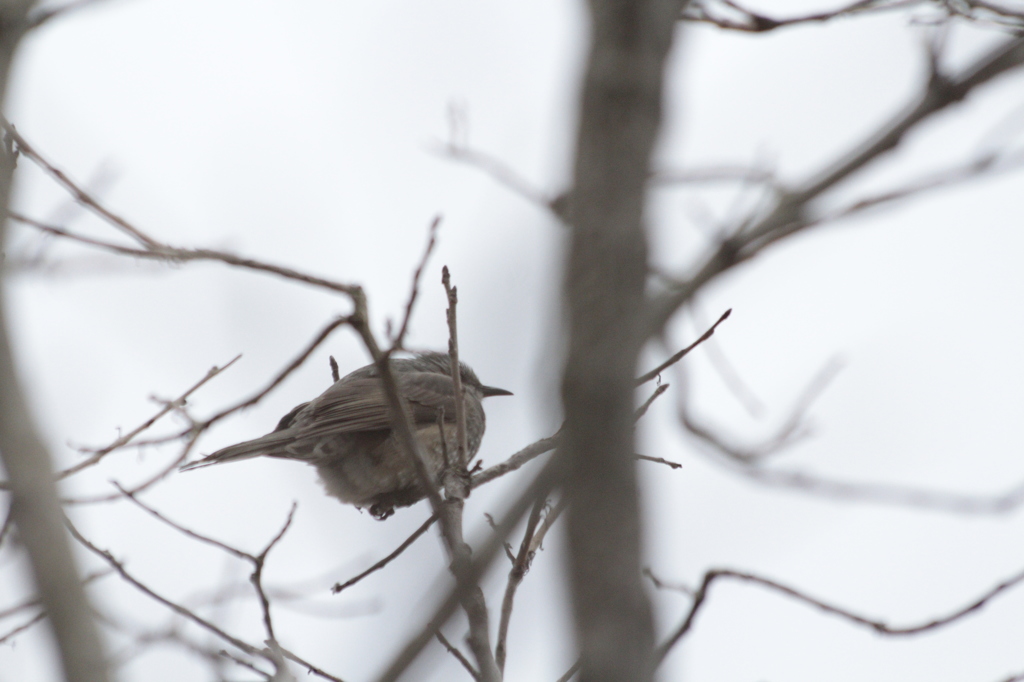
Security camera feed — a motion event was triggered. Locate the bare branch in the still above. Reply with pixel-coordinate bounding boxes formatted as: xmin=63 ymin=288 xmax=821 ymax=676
xmin=681 ymin=0 xmax=921 ymax=33
xmin=440 ymin=266 xmax=501 ymax=682
xmin=436 ymin=630 xmax=481 ymax=680
xmin=392 ymin=216 xmax=441 ymax=349
xmin=56 ymin=356 xmax=240 ymax=480
xmin=434 ymin=141 xmax=554 ymax=212
xmin=529 ymin=498 xmax=565 ymax=555
xmin=2 ymin=119 xmax=158 ymax=247
xmin=471 ymin=432 xmax=561 ymax=489
xmin=64 ymin=431 xmax=200 ymax=505
xmin=688 ymin=303 xmax=764 ymax=417
xmin=64 ymin=517 xmax=268 ymax=660
xmin=61 ymin=315 xmax=349 ymax=503
xmin=647 ymin=35 xmax=1024 ymax=336
xmin=331 ymin=515 xmax=437 ymax=594
xmin=635 ymin=455 xmax=682 ymax=469
xmin=193 ymin=315 xmax=352 ymax=434
xmin=818 ymin=148 xmax=1024 ymax=224
xmin=113 ymin=483 xmax=298 ymax=674
xmin=495 ymin=498 xmax=546 ymax=672
xmin=4 ymin=209 xmax=361 ymax=298
xmin=652 ymin=165 xmax=780 ymax=189
xmin=634 ymin=383 xmax=669 ymax=421
xmin=678 ymin=357 xmax=844 ymax=464
xmin=0 ymin=610 xmax=46 ymax=645
xmin=348 ymin=293 xmax=446 ymax=513
xmin=636 ymin=309 xmax=731 ymax=386
xmin=278 ymin=646 xmax=349 ymax=682
xmin=346 ymin=280 xmax=508 ymax=681
xmin=721 ymin=462 xmax=1024 ymax=514
xmin=941 ymin=0 xmax=1024 ymax=29
xmin=643 ymin=567 xmax=695 ymax=596
xmin=0 ymin=569 xmax=111 ymax=624
xmin=442 ymin=267 xmax=470 ymax=469
xmin=656 ymin=564 xmax=1024 ymax=663
xmin=252 ymin=503 xmax=298 ymax=644
xmin=373 ymin=453 xmax=561 ymax=682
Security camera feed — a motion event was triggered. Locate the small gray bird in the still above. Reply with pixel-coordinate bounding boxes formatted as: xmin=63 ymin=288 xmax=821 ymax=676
xmin=182 ymin=352 xmax=511 ymax=519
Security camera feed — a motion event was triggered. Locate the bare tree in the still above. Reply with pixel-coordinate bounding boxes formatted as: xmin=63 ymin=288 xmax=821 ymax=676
xmin=2 ymin=1 xmax=1024 ymax=681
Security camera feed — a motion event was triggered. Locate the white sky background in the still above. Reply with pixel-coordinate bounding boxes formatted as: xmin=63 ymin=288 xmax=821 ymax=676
xmin=1 ymin=1 xmax=1024 ymax=681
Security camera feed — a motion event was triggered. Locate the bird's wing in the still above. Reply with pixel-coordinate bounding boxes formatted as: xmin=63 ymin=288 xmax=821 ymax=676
xmin=180 ymin=372 xmax=464 ymax=470
xmin=273 ymin=401 xmax=310 ymax=432
xmin=299 ymin=372 xmax=458 ymax=438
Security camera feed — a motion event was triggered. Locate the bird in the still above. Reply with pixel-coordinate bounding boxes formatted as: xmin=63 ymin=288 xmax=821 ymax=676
xmin=181 ymin=352 xmax=512 ymax=519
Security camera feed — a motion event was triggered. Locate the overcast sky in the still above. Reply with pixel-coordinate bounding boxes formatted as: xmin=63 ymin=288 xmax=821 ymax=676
xmin=2 ymin=1 xmax=1024 ymax=681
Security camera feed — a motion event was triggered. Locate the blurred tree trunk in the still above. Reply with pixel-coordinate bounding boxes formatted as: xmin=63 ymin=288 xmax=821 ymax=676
xmin=561 ymin=1 xmax=683 ymax=680
xmin=0 ymin=5 xmax=110 ymax=682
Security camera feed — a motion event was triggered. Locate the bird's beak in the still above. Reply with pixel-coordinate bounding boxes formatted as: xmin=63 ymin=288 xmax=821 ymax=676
xmin=481 ymin=385 xmax=513 ymax=397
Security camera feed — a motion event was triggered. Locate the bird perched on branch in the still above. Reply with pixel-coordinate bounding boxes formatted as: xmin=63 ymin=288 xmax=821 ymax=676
xmin=182 ymin=352 xmax=511 ymax=519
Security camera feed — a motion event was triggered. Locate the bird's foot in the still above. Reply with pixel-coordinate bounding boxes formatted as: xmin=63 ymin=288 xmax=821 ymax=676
xmin=369 ymin=502 xmax=395 ymax=521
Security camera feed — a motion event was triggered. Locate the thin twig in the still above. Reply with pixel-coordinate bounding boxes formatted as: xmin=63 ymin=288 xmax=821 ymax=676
xmin=635 ymin=309 xmax=731 ymax=385
xmin=0 ymin=569 xmax=113 ymax=622
xmin=651 ymin=165 xmax=779 ymax=188
xmin=495 ymin=498 xmax=546 ymax=672
xmin=471 ymin=432 xmax=561 ymax=489
xmin=646 ymin=35 xmax=1024 ymax=336
xmin=251 ymin=503 xmax=298 ymax=645
xmin=688 ymin=303 xmax=764 ymax=417
xmin=678 ymin=356 xmax=843 ymax=464
xmin=68 ymin=315 xmax=351 ymax=500
xmin=681 ymin=0 xmax=918 ymax=32
xmin=332 ymin=515 xmax=437 ymax=594
xmin=278 ymin=645 xmax=349 ymax=682
xmin=724 ymin=463 xmax=1024 ymax=514
xmin=818 ymin=147 xmax=1024 ymax=224
xmin=434 ymin=142 xmax=553 ymax=211
xmin=442 ymin=266 xmax=469 ymax=467
xmin=347 ymin=286 xmax=449 ymax=514
xmin=373 ymin=453 xmax=562 ymax=682
xmin=64 ymin=517 xmax=267 ymax=660
xmin=0 ymin=610 xmax=46 ymax=645
xmin=4 ymin=209 xmax=361 ymax=298
xmin=58 ymin=356 xmax=240 ymax=479
xmin=349 ymin=282 xmax=503 ymax=682
xmin=529 ymin=498 xmax=565 ymax=555
xmin=643 ymin=567 xmax=695 ymax=596
xmin=2 ymin=119 xmax=157 ymax=247
xmin=656 ymin=564 xmax=1024 ymax=663
xmin=392 ymin=216 xmax=440 ymax=349
xmin=635 ymin=383 xmax=669 ymax=421
xmin=198 ymin=316 xmax=352 ymax=433
xmin=635 ymin=455 xmax=682 ymax=469
xmin=63 ymin=433 xmax=200 ymax=505
xmin=435 ymin=631 xmax=481 ymax=680
xmin=440 ymin=266 xmax=500 ymax=682
xmin=114 ymin=483 xmax=296 ymax=657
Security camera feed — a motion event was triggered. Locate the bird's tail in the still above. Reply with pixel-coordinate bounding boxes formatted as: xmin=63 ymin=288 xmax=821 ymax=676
xmin=179 ymin=431 xmax=296 ymax=472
